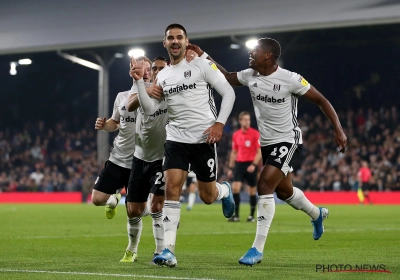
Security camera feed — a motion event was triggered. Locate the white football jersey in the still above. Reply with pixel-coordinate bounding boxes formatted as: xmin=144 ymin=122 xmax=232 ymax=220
xmin=109 ymin=86 xmax=137 ymax=168
xmin=134 ymin=93 xmax=168 ymax=162
xmin=237 ymin=67 xmax=310 ymax=146
xmin=156 ymin=57 xmax=225 ymax=144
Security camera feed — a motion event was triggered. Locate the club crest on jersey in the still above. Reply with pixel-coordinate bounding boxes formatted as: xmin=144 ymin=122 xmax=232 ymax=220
xmin=184 ymin=70 xmax=191 ymax=79
xmin=273 ymin=84 xmax=281 ymax=92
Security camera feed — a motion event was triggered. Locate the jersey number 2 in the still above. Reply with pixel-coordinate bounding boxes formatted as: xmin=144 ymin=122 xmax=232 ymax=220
xmin=155 ymin=172 xmax=165 ymax=190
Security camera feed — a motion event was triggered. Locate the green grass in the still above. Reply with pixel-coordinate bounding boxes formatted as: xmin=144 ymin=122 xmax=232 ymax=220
xmin=0 ymin=203 xmax=399 ymax=279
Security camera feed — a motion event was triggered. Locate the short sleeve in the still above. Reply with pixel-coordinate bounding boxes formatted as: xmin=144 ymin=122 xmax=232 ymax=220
xmin=290 ymin=73 xmax=311 ymax=96
xmin=236 ymin=69 xmax=253 ymax=86
xmin=198 ymin=58 xmax=227 ymax=87
xmin=111 ymin=95 xmax=120 ymax=122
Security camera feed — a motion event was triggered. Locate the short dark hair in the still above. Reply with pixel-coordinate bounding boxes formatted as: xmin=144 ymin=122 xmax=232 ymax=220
xmin=152 ymin=56 xmax=169 ymax=63
xmin=165 ymin=23 xmax=187 ymax=37
xmin=258 ymin=38 xmax=281 ymax=61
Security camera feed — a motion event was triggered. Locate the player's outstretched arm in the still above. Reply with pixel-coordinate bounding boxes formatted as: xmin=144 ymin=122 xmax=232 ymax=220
xmin=303 ymin=86 xmax=347 ymax=152
xmin=187 ymin=43 xmax=242 ymax=86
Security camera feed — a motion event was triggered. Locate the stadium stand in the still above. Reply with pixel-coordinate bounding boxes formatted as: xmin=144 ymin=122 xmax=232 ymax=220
xmin=0 ymin=106 xmax=399 ymax=195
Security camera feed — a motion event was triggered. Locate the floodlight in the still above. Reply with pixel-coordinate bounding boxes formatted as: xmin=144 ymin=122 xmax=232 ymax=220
xmin=245 ymin=39 xmax=258 ymax=49
xmin=18 ymin=58 xmax=32 ymax=65
xmin=128 ymin=48 xmax=145 ymax=58
xmin=9 ymin=62 xmax=17 ymax=75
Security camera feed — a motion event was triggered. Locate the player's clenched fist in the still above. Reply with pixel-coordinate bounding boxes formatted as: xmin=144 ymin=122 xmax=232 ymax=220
xmin=95 ymin=117 xmax=106 ymax=130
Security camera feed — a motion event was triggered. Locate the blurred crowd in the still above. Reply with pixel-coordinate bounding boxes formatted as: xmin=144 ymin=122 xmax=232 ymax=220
xmin=0 ymin=120 xmax=99 ymax=196
xmin=0 ymin=106 xmax=399 ymax=193
xmin=293 ymin=106 xmax=400 ymax=192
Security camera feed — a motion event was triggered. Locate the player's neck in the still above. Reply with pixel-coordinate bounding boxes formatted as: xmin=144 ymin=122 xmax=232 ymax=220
xmin=257 ymin=64 xmax=278 ymax=76
xmin=169 ymin=55 xmax=185 ymax=65
xmin=241 ymin=127 xmax=249 ymax=132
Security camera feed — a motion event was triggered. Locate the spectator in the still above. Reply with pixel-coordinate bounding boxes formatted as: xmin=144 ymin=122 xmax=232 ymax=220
xmin=0 ymin=107 xmax=399 ymax=194
xmin=30 ymin=163 xmax=44 ymax=186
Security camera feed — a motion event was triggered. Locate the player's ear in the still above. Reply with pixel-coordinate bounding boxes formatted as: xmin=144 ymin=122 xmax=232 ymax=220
xmin=163 ymin=39 xmax=166 ymax=48
xmin=185 ymin=38 xmax=189 ymax=47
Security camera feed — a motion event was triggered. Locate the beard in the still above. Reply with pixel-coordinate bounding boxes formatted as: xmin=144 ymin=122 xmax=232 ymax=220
xmin=168 ymin=45 xmax=185 ymax=60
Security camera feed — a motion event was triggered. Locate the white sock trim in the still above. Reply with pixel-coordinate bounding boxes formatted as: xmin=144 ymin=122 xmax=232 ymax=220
xmin=216 ymin=182 xmax=229 ymax=201
xmin=106 ymin=195 xmax=117 ymax=208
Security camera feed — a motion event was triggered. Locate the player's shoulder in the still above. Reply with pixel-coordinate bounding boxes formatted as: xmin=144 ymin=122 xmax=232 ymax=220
xmin=277 ymin=67 xmax=310 ymax=90
xmin=238 ymin=68 xmax=258 ymax=80
xmin=188 ymin=57 xmax=206 ymax=66
xmin=276 ymin=67 xmax=301 ymax=80
xmin=156 ymin=68 xmax=173 ymax=88
xmin=160 ymin=64 xmax=172 ymax=74
xmin=115 ymin=89 xmax=132 ymax=100
xmin=188 ymin=57 xmax=218 ymax=71
xmin=156 ymin=65 xmax=173 ymax=79
xmin=241 ymin=68 xmax=256 ymax=75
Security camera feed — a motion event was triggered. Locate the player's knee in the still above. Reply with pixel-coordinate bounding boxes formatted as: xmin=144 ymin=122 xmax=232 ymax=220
xmin=165 ymin=182 xmax=181 ymax=196
xmin=151 ymin=205 xmax=163 ymax=213
xmin=248 ymin=187 xmax=257 ymax=196
xmin=232 ymin=185 xmax=241 ymax=193
xmin=127 ymin=205 xmax=144 ymax=218
xmin=151 ymin=199 xmax=164 ymax=213
xmin=127 ymin=209 xmax=141 ymax=219
xmin=257 ymin=179 xmax=274 ymax=194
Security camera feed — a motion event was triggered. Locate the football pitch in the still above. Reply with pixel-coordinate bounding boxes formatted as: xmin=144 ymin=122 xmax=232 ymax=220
xmin=0 ymin=203 xmax=399 ymax=280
